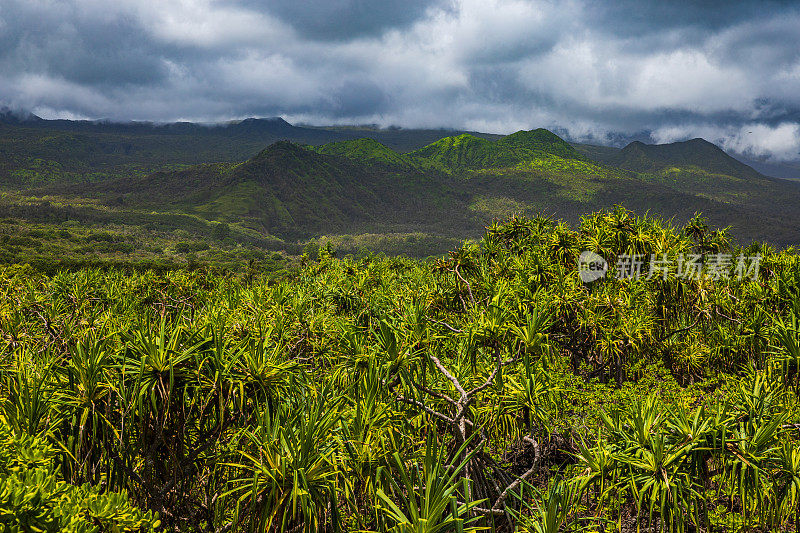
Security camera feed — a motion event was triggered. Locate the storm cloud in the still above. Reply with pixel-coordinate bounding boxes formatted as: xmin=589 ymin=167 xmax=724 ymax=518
xmin=1 ymin=0 xmax=799 ymax=160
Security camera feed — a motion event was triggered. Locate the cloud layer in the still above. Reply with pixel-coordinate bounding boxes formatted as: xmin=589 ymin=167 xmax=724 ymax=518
xmin=1 ymin=0 xmax=799 ymax=160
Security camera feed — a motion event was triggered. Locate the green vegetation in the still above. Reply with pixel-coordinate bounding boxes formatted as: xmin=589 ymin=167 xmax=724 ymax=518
xmin=403 ymin=129 xmax=585 ymax=172
xmin=0 ymin=115 xmax=498 ymax=188
xmin=310 ymin=138 xmax=416 ymax=169
xmin=409 ymin=133 xmax=508 ymax=170
xmin=599 ymin=138 xmax=762 ymax=178
xmin=0 ymin=416 xmax=160 ymax=531
xmin=0 ymin=203 xmax=291 ymax=273
xmin=3 ymin=117 xmax=800 ymax=263
xmin=1 ymin=209 xmax=800 ymax=531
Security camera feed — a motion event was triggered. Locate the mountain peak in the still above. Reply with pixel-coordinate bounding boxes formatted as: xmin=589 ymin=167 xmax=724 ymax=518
xmin=232 ymin=116 xmax=299 ymax=136
xmin=310 ymin=138 xmax=411 ymax=168
xmin=240 ymin=117 xmax=291 ymax=126
xmin=0 ymin=106 xmax=43 ymax=124
xmin=502 ymin=128 xmax=565 ymax=144
xmin=618 ymin=138 xmax=762 ymax=178
xmin=408 ymin=134 xmax=500 ymax=170
xmin=253 ymin=140 xmax=308 ymax=160
xmin=498 ymin=128 xmax=581 ymax=159
xmin=406 ymin=128 xmax=587 ymax=170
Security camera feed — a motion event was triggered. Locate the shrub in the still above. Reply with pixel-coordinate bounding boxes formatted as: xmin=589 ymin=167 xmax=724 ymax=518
xmin=212 ymin=222 xmax=230 ymax=240
xmin=174 ymin=242 xmax=192 ymax=254
xmin=86 ymin=232 xmax=115 ymax=243
xmin=0 ymin=422 xmax=160 ymax=532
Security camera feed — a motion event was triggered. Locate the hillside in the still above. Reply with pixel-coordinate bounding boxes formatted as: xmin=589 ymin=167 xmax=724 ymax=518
xmin=404 ymin=129 xmax=585 ymax=171
xmin=0 ymin=111 xmax=499 ymax=186
xmin=309 ymin=138 xmax=416 ymax=169
xmin=87 ymin=140 xmax=474 ymax=240
xmin=571 ymin=137 xmax=800 ymax=240
xmin=2 ymin=122 xmax=800 ymax=267
xmin=574 ymin=137 xmax=768 ymax=178
xmin=616 ymin=138 xmax=762 ymax=178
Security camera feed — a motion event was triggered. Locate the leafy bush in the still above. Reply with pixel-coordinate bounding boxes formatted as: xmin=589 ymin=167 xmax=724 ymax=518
xmin=0 ymin=422 xmax=160 ymax=532
xmin=174 ymin=242 xmax=192 ymax=254
xmin=85 ymin=232 xmax=115 ymax=243
xmin=174 ymin=241 xmax=210 ymax=254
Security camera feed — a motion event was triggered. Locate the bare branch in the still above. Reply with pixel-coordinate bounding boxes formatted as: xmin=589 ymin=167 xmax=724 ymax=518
xmin=490 ymin=436 xmax=541 ymax=511
xmin=395 ymin=395 xmax=454 ymax=424
xmin=454 ymin=265 xmax=476 ymax=307
xmin=468 ymin=350 xmax=503 ymax=396
xmin=428 ymin=353 xmax=467 ymax=398
xmin=426 ymin=317 xmax=464 ymax=334
xmin=410 ymin=380 xmax=456 ymax=405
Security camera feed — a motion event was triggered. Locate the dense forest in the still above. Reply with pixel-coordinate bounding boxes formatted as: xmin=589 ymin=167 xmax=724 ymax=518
xmin=2 ymin=208 xmax=800 ymax=532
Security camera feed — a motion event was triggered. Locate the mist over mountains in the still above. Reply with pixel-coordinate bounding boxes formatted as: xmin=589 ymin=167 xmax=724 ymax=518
xmin=4 ymin=107 xmax=798 ymax=181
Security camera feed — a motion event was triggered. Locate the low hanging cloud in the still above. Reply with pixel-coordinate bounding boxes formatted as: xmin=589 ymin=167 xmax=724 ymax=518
xmin=1 ymin=0 xmax=799 ymax=160
xmin=652 ymin=123 xmax=800 ymax=161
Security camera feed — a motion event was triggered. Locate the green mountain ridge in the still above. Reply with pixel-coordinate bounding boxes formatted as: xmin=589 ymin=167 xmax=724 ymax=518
xmin=310 ymin=128 xmax=586 ymax=173
xmin=90 ymin=140 xmax=474 ymax=240
xmin=2 ymin=122 xmax=799 ymax=264
xmin=0 ymin=112 xmax=502 ymax=187
xmin=310 ymin=138 xmax=416 ymax=169
xmin=616 ymin=138 xmax=763 ymax=178
xmin=78 ymin=129 xmax=800 ymax=245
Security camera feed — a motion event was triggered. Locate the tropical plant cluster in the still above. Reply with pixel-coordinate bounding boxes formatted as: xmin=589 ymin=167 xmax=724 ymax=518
xmin=1 ymin=208 xmax=799 ymax=532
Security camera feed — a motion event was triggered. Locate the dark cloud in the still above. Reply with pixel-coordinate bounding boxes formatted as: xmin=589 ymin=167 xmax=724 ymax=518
xmin=329 ymin=79 xmax=389 ymax=117
xmin=584 ymin=0 xmax=799 ymax=38
xmin=0 ymin=0 xmax=798 ymax=160
xmin=0 ymin=2 xmax=167 ymax=88
xmin=256 ymin=0 xmax=454 ymax=41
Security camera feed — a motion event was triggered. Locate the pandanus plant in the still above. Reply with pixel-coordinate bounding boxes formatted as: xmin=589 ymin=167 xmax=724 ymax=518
xmin=510 ymin=478 xmax=600 ymax=533
xmin=772 ymin=311 xmax=800 ymax=391
xmin=722 ymin=370 xmax=788 ymax=525
xmin=56 ymin=332 xmax=115 ymax=485
xmin=225 ymin=390 xmax=344 ymax=533
xmin=771 ymin=441 xmax=800 ymax=529
xmin=374 ymin=431 xmax=487 ymax=533
xmin=1 ymin=349 xmax=58 ymax=438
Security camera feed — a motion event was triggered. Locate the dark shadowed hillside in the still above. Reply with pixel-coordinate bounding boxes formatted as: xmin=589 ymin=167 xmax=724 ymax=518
xmin=81 ymin=140 xmax=475 ymax=240
xmin=2 ymin=120 xmax=800 ymax=264
xmin=0 ymin=112 xmax=500 ymax=187
xmin=611 ymin=138 xmax=763 ymax=178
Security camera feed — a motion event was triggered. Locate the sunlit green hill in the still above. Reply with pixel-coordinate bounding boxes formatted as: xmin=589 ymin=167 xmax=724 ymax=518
xmin=309 ymin=128 xmax=588 ymax=174
xmin=309 ymin=138 xmax=415 ymax=169
xmin=91 ymin=140 xmax=473 ymax=240
xmin=1 ymin=118 xmax=799 ymax=265
xmin=405 ymin=129 xmax=586 ymax=171
xmin=76 ymin=129 xmax=800 ymax=247
xmin=496 ymin=128 xmax=582 ymax=159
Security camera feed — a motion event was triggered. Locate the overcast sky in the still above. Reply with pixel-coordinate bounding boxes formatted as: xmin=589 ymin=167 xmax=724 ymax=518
xmin=1 ymin=0 xmax=799 ymax=160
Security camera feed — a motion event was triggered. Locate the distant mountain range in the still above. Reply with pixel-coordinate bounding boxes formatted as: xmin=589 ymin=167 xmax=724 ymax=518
xmin=735 ymin=156 xmax=800 ymax=181
xmin=2 ymin=109 xmax=799 ymax=252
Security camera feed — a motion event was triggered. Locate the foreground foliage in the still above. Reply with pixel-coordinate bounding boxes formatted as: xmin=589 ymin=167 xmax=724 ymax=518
xmin=0 ymin=421 xmax=159 ymax=532
xmin=1 ymin=208 xmax=799 ymax=531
